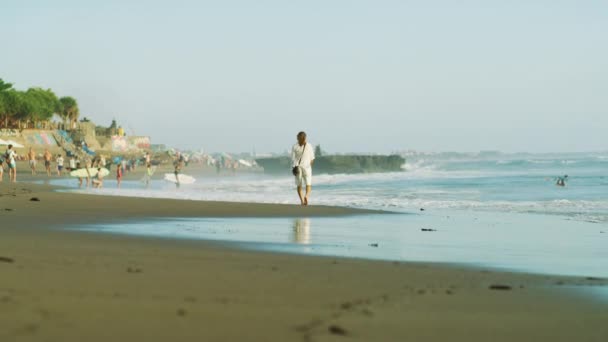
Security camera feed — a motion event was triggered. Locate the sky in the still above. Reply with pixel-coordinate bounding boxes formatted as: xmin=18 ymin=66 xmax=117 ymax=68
xmin=1 ymin=0 xmax=606 ymax=153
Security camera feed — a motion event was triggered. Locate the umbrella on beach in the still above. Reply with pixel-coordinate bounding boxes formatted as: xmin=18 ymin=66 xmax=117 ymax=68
xmin=0 ymin=139 xmax=23 ymax=147
xmin=4 ymin=140 xmax=25 ymax=148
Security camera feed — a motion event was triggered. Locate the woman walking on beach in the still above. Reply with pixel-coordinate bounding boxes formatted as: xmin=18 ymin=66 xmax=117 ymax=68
xmin=292 ymin=131 xmax=315 ymax=205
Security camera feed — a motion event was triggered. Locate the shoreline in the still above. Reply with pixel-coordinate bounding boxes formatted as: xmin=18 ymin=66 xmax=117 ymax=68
xmin=1 ymin=181 xmax=607 ymax=341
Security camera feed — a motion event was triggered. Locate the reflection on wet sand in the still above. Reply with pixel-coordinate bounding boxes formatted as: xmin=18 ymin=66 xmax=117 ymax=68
xmin=293 ymin=218 xmax=311 ymax=244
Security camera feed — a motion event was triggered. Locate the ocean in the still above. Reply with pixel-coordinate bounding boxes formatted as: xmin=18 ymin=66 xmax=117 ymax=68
xmin=60 ymin=152 xmax=608 ymax=224
xmin=51 ymin=152 xmax=608 ymax=278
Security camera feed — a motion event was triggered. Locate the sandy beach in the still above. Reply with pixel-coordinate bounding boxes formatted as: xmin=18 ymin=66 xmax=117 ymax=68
xmin=0 ymin=180 xmax=606 ymax=342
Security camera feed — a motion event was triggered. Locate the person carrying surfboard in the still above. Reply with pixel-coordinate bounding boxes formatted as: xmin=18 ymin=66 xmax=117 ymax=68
xmin=92 ymin=167 xmax=105 ymax=188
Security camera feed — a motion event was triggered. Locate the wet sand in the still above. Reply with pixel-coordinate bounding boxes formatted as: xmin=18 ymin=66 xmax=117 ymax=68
xmin=1 ymin=181 xmax=607 ymax=341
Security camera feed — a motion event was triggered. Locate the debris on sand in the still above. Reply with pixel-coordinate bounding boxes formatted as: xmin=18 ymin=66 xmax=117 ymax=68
xmin=421 ymin=228 xmax=436 ymax=232
xmin=489 ymin=284 xmax=512 ymax=291
xmin=0 ymin=256 xmax=15 ymax=263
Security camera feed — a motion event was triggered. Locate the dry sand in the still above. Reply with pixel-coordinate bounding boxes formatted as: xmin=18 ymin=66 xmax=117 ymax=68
xmin=1 ymin=181 xmax=607 ymax=342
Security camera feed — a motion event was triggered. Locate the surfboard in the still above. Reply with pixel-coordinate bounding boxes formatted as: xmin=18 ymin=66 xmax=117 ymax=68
xmin=70 ymin=168 xmax=110 ymax=178
xmin=164 ymin=173 xmax=196 ymax=184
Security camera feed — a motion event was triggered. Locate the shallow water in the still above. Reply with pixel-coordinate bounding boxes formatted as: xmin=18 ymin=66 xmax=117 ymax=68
xmin=73 ymin=209 xmax=608 ymax=278
xmin=49 ymin=152 xmax=608 ymax=279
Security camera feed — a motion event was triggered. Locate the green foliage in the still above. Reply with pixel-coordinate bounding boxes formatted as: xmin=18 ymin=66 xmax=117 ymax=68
xmin=0 ymin=79 xmax=13 ymax=92
xmin=59 ymin=96 xmax=79 ymax=123
xmin=0 ymin=90 xmax=25 ymax=124
xmin=0 ymin=77 xmax=77 ymax=127
xmin=0 ymin=78 xmax=13 ymax=115
xmin=25 ymin=87 xmax=60 ymax=122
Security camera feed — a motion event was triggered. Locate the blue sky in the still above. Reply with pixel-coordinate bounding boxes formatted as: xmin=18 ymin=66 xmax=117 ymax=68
xmin=1 ymin=0 xmax=606 ymax=153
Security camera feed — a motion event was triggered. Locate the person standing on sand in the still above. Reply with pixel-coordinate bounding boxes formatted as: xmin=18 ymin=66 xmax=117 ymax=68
xmin=291 ymin=131 xmax=315 ymax=205
xmin=69 ymin=156 xmax=76 ymax=171
xmin=144 ymin=152 xmax=151 ymax=166
xmin=116 ymin=163 xmax=123 ymax=188
xmin=4 ymin=144 xmax=17 ymax=183
xmin=43 ymin=149 xmax=53 ymax=177
xmin=27 ymin=147 xmax=37 ymax=175
xmin=56 ymin=154 xmax=64 ymax=176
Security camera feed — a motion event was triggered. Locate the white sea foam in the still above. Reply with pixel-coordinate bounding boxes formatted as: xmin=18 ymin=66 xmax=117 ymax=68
xmin=59 ymin=154 xmax=608 ymax=223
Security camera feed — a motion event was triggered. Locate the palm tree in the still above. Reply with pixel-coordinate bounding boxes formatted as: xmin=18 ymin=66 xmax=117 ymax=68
xmin=59 ymin=96 xmax=79 ymax=130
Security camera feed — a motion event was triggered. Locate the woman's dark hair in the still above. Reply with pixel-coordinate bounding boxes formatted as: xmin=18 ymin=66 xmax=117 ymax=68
xmin=297 ymin=131 xmax=306 ymax=139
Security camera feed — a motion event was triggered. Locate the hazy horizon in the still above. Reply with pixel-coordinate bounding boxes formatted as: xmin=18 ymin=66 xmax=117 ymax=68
xmin=1 ymin=1 xmax=606 ymax=154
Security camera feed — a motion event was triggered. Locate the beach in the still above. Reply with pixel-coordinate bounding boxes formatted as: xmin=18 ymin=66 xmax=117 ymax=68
xmin=1 ymin=180 xmax=607 ymax=341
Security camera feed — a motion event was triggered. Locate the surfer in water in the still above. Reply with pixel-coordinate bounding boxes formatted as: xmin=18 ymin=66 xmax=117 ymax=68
xmin=173 ymin=152 xmax=185 ymax=187
xmin=556 ymin=175 xmax=568 ymax=187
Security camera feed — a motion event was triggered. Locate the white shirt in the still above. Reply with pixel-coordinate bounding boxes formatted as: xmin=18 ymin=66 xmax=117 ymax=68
xmin=291 ymin=143 xmax=315 ymax=168
xmin=57 ymin=157 xmax=64 ymax=166
xmin=5 ymin=149 xmax=16 ymax=164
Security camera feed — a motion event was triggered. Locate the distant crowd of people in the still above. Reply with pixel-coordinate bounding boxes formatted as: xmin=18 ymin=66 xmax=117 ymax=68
xmin=0 ymin=145 xmax=155 ymax=189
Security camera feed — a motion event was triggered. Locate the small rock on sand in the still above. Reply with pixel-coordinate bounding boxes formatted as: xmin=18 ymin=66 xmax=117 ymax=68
xmin=0 ymin=256 xmax=15 ymax=263
xmin=29 ymin=197 xmax=41 ymax=202
xmin=328 ymin=325 xmax=347 ymax=336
